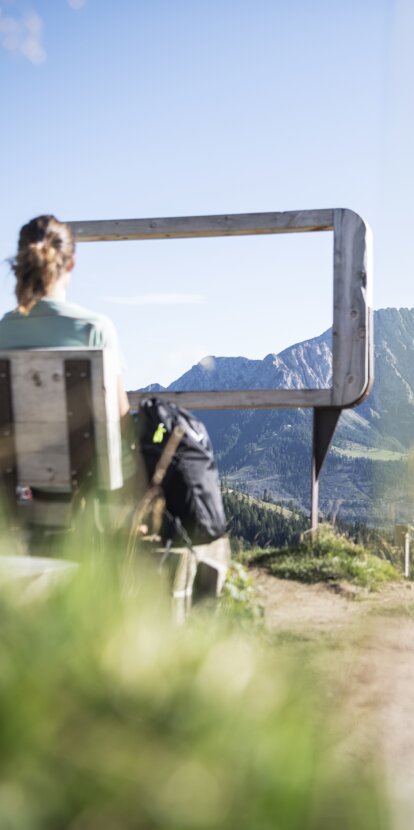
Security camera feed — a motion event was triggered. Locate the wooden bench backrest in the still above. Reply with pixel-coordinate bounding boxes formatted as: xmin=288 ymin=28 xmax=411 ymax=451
xmin=0 ymin=348 xmax=123 ymax=497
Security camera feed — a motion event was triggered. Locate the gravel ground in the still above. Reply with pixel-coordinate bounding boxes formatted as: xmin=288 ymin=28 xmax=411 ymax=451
xmin=251 ymin=570 xmax=414 ymax=830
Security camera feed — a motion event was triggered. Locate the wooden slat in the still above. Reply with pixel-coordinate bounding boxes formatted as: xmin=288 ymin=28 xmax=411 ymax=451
xmin=11 ymin=355 xmax=68 ymax=423
xmin=11 ymin=436 xmax=118 ymax=490
xmin=13 ymin=422 xmax=68 ymax=455
xmin=65 ymin=359 xmax=96 ymax=489
xmin=127 ymin=388 xmax=333 ymax=411
xmin=96 ymin=349 xmax=123 ymax=490
xmin=0 ymin=360 xmax=17 ymax=513
xmin=14 ymin=422 xmax=70 ymax=487
xmin=16 ymin=451 xmax=71 ymax=489
xmin=68 ymin=209 xmax=334 ymax=243
xmin=6 ymin=354 xmax=70 ymax=487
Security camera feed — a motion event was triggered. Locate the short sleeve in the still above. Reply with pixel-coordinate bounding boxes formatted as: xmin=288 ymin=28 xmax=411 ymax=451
xmin=88 ymin=315 xmax=125 ymax=375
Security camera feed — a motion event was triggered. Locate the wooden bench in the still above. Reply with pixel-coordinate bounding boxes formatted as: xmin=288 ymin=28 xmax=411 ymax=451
xmin=0 ymin=348 xmax=229 ymax=613
xmin=0 ymin=348 xmax=122 ymax=521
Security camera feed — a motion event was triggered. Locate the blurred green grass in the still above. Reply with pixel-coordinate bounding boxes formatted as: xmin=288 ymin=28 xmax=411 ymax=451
xmin=0 ymin=532 xmax=392 ymax=830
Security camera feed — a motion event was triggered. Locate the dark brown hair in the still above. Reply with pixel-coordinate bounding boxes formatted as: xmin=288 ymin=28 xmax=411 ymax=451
xmin=13 ymin=215 xmax=75 ymax=313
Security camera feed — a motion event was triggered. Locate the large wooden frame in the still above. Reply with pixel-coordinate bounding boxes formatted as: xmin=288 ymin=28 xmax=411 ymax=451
xmin=70 ymin=209 xmax=373 ymax=411
xmin=69 ymin=209 xmax=373 ymax=529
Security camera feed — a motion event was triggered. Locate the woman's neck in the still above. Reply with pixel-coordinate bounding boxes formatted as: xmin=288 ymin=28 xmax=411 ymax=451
xmin=43 ymin=283 xmax=67 ymax=302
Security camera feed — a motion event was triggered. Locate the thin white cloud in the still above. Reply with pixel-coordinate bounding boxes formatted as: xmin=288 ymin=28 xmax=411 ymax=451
xmin=67 ymin=0 xmax=86 ymax=9
xmin=103 ymin=293 xmax=206 ymax=306
xmin=0 ymin=10 xmax=46 ymax=64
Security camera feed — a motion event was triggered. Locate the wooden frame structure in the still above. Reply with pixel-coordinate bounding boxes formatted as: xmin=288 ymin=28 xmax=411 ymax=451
xmin=69 ymin=209 xmax=373 ymax=529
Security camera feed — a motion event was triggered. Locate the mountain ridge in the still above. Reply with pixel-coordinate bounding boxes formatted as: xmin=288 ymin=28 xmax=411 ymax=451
xmin=136 ymin=308 xmax=414 ymax=524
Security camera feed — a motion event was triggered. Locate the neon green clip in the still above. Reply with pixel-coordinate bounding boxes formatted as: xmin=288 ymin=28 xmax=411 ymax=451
xmin=153 ymin=423 xmax=167 ymax=444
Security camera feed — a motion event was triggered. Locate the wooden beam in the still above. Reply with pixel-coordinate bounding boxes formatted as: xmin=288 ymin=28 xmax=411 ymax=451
xmin=331 ymin=209 xmax=373 ymax=408
xmin=127 ymin=388 xmax=333 ymax=412
xmin=68 ymin=209 xmax=334 ymax=243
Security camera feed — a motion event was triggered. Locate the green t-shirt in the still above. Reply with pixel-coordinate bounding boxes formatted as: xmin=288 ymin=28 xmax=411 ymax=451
xmin=0 ymin=298 xmax=136 ymax=483
xmin=0 ymin=298 xmax=122 ymax=371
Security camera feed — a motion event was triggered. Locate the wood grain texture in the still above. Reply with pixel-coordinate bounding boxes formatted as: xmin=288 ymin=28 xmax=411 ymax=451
xmin=127 ymin=388 xmax=333 ymax=411
xmin=0 ymin=349 xmax=123 ymax=491
xmin=68 ymin=209 xmax=334 ymax=242
xmin=332 ymin=209 xmax=373 ymax=407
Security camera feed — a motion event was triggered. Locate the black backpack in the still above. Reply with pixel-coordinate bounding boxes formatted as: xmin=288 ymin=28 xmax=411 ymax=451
xmin=134 ymin=398 xmax=227 ymax=546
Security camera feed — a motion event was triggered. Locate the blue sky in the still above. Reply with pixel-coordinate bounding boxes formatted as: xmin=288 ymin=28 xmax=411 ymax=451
xmin=0 ymin=0 xmax=412 ymax=388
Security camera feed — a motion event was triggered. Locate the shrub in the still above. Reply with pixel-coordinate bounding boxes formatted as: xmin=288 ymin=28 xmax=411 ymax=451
xmin=250 ymin=524 xmax=400 ymax=589
xmin=219 ymin=560 xmax=264 ymax=623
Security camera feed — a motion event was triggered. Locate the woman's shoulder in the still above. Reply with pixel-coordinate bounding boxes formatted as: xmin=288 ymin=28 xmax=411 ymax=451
xmin=44 ymin=299 xmax=115 ymax=336
xmin=0 ymin=308 xmax=21 ymax=322
xmin=57 ymin=300 xmax=120 ymax=353
xmin=47 ymin=298 xmax=111 ymax=325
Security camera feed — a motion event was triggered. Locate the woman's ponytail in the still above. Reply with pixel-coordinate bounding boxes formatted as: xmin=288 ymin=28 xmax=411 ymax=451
xmin=12 ymin=215 xmax=75 ymax=313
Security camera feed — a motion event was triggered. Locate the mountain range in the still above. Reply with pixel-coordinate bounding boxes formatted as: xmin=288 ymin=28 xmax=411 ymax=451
xmin=137 ymin=308 xmax=414 ymax=526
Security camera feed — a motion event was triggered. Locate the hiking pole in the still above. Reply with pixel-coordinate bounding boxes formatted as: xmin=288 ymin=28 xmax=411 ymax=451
xmin=126 ymin=425 xmax=184 ymax=565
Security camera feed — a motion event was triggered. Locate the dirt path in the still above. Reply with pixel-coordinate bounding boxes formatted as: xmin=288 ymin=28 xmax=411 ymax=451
xmin=250 ymin=569 xmax=414 ymax=830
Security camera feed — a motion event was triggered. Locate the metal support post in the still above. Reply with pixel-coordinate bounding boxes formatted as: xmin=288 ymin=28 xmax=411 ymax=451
xmin=310 ymin=407 xmax=342 ymax=532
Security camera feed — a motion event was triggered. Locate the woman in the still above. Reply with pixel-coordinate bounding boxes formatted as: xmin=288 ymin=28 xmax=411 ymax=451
xmin=0 ymin=214 xmax=130 ymax=418
xmin=0 ymin=215 xmax=137 ymax=486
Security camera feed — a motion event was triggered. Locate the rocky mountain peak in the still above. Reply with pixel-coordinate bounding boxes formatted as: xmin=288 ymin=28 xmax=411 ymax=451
xmin=137 ymin=308 xmax=414 ymax=523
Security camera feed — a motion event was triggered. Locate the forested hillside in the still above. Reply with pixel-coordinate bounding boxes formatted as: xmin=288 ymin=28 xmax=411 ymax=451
xmin=222 ymin=489 xmax=307 ymax=549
